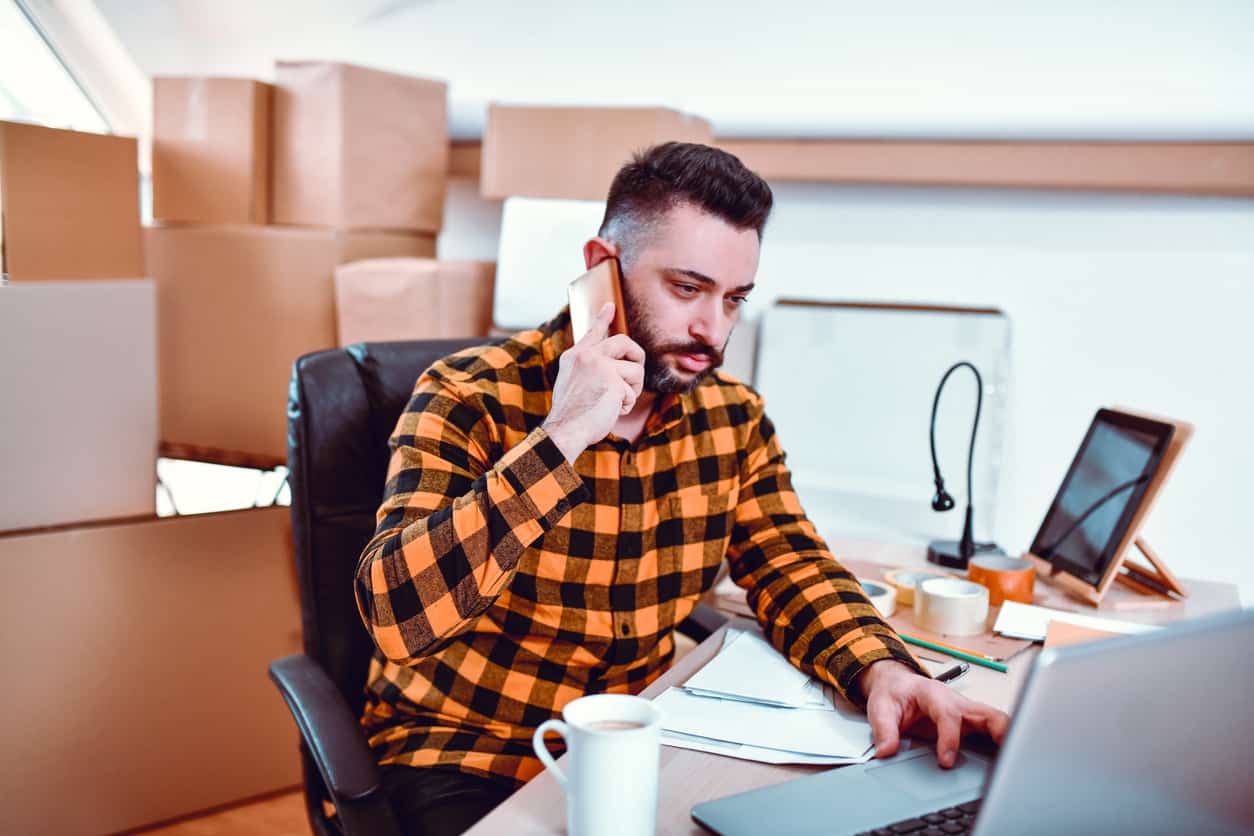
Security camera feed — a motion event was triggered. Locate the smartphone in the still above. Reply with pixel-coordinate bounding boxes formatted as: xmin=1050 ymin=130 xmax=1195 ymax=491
xmin=568 ymin=258 xmax=628 ymax=342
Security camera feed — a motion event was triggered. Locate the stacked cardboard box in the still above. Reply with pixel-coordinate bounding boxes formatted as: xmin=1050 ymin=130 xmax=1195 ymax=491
xmin=0 ymin=120 xmax=144 ymax=281
xmin=480 ymin=104 xmax=713 ymax=200
xmin=0 ymin=281 xmax=157 ymax=531
xmin=152 ymin=78 xmax=271 ymax=224
xmin=0 ymin=507 xmax=301 ymax=836
xmin=334 ymin=257 xmax=496 ymax=345
xmin=271 ymin=61 xmax=448 ymax=231
xmin=148 ymin=62 xmax=448 ymax=464
xmin=147 ymin=225 xmax=433 ymax=460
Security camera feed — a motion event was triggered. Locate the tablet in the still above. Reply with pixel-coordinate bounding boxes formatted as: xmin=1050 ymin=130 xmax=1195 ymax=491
xmin=1029 ymin=409 xmax=1175 ymax=587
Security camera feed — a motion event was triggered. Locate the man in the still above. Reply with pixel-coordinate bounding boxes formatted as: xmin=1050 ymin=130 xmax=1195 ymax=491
xmin=355 ymin=142 xmax=1009 ymax=835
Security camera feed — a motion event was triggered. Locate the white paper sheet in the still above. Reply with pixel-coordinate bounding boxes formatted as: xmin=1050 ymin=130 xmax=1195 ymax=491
xmin=992 ymin=601 xmax=1162 ymax=642
xmin=681 ymin=630 xmax=832 ymax=708
xmin=660 ymin=730 xmax=871 ymax=766
xmin=653 ymin=687 xmax=873 ymax=759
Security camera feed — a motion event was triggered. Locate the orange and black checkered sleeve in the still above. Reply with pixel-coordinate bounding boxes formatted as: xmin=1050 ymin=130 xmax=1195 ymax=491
xmin=725 ymin=395 xmax=925 ymax=705
xmin=354 ymin=372 xmax=589 ymax=666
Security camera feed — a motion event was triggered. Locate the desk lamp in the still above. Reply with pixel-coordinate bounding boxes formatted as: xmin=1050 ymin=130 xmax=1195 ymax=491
xmin=927 ymin=361 xmax=1005 ymax=569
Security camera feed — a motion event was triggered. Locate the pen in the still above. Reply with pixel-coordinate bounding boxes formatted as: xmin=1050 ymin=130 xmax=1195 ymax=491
xmin=935 ymin=662 xmax=970 ymax=684
xmin=898 ymin=633 xmax=1009 ymax=673
xmin=1118 ymin=565 xmax=1180 ymax=599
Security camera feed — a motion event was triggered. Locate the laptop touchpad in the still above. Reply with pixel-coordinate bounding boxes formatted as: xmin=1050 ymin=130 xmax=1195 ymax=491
xmin=864 ymin=751 xmax=988 ymax=802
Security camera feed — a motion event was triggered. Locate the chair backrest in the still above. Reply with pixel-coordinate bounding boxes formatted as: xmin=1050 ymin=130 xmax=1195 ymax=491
xmin=286 ymin=339 xmax=484 ymax=719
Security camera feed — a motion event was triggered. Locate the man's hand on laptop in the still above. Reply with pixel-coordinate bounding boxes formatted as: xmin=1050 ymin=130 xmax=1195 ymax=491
xmin=858 ymin=659 xmax=1010 ymax=769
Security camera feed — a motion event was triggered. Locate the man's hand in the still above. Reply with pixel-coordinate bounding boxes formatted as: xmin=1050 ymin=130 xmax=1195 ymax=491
xmin=542 ymin=302 xmax=645 ymax=463
xmin=858 ymin=660 xmax=1010 ymax=768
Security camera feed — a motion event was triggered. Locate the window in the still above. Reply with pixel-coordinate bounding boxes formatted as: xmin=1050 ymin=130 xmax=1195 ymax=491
xmin=0 ymin=0 xmax=108 ymax=132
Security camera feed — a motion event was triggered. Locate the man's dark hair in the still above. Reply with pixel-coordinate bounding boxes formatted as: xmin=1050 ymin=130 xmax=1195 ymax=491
xmin=597 ymin=142 xmax=773 ymax=267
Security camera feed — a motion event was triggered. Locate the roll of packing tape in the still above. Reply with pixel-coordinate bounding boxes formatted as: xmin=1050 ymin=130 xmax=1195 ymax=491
xmin=967 ymin=555 xmax=1036 ymax=606
xmin=913 ymin=577 xmax=989 ymax=637
xmin=883 ymin=569 xmax=947 ymax=607
xmin=859 ymin=580 xmax=897 ymax=618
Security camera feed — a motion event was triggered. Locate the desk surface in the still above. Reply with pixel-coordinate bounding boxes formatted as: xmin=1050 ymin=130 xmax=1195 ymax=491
xmin=465 ymin=538 xmax=1239 ymax=836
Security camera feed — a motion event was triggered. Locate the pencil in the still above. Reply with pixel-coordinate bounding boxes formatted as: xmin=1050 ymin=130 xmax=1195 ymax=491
xmin=898 ymin=633 xmax=1009 ymax=673
xmin=899 ymin=632 xmax=999 ymax=662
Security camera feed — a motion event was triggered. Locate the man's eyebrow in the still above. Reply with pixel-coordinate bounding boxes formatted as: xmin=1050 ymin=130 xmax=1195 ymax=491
xmin=662 ymin=267 xmax=755 ymax=294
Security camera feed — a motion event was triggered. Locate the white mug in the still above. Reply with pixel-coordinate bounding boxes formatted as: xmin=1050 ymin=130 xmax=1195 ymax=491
xmin=531 ymin=693 xmax=662 ymax=836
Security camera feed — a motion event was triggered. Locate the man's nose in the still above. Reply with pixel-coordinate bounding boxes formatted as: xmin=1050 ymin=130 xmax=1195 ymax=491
xmin=689 ymin=296 xmax=731 ymax=348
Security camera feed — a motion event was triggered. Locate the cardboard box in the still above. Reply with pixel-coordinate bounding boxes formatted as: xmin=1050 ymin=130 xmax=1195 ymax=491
xmin=0 ymin=507 xmax=302 ymax=835
xmin=152 ymin=77 xmax=272 ymax=224
xmin=0 ymin=121 xmax=142 ymax=280
xmin=334 ymin=258 xmax=495 ymax=345
xmin=480 ymin=105 xmax=712 ymax=200
xmin=272 ymin=61 xmax=447 ymax=232
xmin=145 ymin=224 xmax=435 ymax=463
xmin=0 ymin=280 xmax=156 ymax=531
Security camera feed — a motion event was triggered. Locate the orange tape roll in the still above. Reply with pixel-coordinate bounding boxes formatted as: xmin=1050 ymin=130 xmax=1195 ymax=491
xmin=967 ymin=555 xmax=1035 ymax=606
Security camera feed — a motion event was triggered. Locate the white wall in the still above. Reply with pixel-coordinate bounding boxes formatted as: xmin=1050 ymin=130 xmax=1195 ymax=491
xmin=96 ymin=1 xmax=1254 ymax=140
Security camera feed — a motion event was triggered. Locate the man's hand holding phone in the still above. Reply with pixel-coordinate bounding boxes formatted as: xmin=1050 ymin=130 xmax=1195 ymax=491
xmin=543 ymin=302 xmax=645 ymax=464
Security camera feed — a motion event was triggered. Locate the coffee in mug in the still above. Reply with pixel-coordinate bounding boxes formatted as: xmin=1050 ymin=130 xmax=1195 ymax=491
xmin=585 ymin=720 xmax=645 ymax=732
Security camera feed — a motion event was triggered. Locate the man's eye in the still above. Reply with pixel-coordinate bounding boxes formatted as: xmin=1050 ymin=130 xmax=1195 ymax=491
xmin=675 ymin=284 xmax=699 ymax=296
xmin=728 ymin=296 xmax=748 ymax=307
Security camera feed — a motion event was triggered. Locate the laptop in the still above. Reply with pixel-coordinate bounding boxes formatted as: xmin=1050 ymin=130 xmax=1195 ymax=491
xmin=692 ymin=607 xmax=1253 ymax=836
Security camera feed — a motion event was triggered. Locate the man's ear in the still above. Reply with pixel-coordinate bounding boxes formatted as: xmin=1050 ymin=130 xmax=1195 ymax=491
xmin=583 ymin=237 xmax=619 ymax=270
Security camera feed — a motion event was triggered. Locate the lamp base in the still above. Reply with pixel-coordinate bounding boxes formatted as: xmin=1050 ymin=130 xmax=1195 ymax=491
xmin=926 ymin=540 xmax=1006 ymax=570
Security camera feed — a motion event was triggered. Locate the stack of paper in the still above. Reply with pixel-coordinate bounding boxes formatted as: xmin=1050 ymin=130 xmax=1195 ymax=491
xmin=655 ymin=631 xmax=874 ymax=765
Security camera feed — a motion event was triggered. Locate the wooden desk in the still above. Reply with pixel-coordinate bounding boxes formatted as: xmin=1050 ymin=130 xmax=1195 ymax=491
xmin=466 ymin=539 xmax=1239 ymax=835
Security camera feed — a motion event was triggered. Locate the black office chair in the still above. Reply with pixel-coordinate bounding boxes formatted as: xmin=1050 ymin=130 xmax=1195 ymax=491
xmin=269 ymin=339 xmax=727 ymax=836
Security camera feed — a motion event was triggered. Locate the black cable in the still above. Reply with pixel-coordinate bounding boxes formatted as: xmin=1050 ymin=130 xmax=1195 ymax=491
xmin=929 ymin=361 xmax=983 ymax=517
xmin=156 ymin=475 xmax=179 ymax=516
xmin=1041 ymin=474 xmax=1148 ymax=555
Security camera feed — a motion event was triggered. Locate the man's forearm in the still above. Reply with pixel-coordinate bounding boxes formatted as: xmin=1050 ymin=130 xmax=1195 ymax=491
xmin=356 ymin=426 xmax=587 ymax=665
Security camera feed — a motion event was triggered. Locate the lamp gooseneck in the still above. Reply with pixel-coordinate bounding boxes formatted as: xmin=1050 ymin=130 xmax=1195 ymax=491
xmin=927 ymin=361 xmax=1002 ymax=569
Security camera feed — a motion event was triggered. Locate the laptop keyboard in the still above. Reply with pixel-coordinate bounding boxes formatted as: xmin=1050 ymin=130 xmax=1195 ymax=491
xmin=855 ymin=799 xmax=981 ymax=835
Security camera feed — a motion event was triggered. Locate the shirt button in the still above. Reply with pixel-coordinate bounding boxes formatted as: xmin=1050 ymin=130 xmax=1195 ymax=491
xmin=620 ymin=623 xmax=630 ymax=636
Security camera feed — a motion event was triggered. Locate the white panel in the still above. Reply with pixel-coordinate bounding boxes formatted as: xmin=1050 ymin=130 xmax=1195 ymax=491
xmin=436 ymin=176 xmax=504 ymax=262
xmin=494 ymin=196 xmax=605 ymax=329
xmin=0 ymin=280 xmax=157 ymax=530
xmin=757 ymin=303 xmax=1011 ymax=544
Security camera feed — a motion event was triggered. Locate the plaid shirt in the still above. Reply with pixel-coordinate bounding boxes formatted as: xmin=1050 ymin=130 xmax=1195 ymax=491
xmin=356 ymin=308 xmax=923 ymax=786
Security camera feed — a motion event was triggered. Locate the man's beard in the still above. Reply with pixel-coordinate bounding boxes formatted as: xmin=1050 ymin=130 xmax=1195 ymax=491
xmin=622 ymin=283 xmax=725 ymax=395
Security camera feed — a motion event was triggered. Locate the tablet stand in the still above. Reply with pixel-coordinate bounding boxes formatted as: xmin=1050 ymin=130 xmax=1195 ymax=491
xmin=1028 ymin=409 xmax=1192 ymax=610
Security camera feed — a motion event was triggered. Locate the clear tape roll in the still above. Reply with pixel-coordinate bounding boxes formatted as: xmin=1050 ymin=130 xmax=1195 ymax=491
xmin=883 ymin=569 xmax=947 ymax=607
xmin=859 ymin=580 xmax=897 ymax=618
xmin=913 ymin=577 xmax=989 ymax=637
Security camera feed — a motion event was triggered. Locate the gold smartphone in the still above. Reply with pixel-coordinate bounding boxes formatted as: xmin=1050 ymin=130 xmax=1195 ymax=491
xmin=567 ymin=258 xmax=629 ymax=342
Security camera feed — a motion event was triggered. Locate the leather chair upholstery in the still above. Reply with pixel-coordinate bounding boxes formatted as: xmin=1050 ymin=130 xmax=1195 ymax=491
xmin=269 ymin=339 xmax=727 ymax=836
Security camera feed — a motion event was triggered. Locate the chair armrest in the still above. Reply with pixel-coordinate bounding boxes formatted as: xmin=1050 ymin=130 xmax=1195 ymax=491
xmin=676 ymin=602 xmax=729 ymax=642
xmin=268 ymin=654 xmax=382 ymax=802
